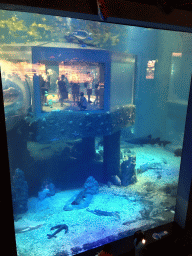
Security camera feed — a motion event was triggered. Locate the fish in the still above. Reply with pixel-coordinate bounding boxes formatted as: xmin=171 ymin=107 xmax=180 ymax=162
xmin=72 ymin=30 xmax=92 ymax=40
xmin=86 ymin=208 xmax=120 ymax=220
xmin=111 ymin=175 xmax=121 ymax=186
xmin=123 ymin=219 xmax=138 ymax=226
xmin=174 ymin=148 xmax=182 ymax=157
xmin=125 ymin=135 xmax=171 ymax=147
xmin=72 ymin=131 xmax=80 ymax=137
xmin=49 ymin=137 xmax=60 ymax=142
xmin=40 ymin=146 xmax=51 ymax=151
xmin=64 ymin=30 xmax=95 ymax=47
xmin=47 ymin=224 xmax=68 ymax=239
xmin=15 ymin=219 xmax=44 ymax=233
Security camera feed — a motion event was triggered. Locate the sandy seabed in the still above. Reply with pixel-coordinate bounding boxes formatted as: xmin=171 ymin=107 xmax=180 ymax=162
xmin=15 ymin=143 xmax=181 ymax=256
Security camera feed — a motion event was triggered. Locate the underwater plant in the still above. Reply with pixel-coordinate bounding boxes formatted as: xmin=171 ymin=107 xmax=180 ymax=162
xmin=0 ymin=10 xmax=66 ymax=44
xmin=82 ymin=21 xmax=120 ymax=48
xmin=0 ymin=10 xmax=121 ymax=49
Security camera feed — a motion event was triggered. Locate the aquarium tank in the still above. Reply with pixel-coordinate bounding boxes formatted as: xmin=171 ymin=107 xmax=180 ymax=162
xmin=0 ymin=5 xmax=192 ymax=256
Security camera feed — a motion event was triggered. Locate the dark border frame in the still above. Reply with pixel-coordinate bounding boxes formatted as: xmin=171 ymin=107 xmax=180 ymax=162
xmin=1 ymin=2 xmax=192 ymax=256
xmin=0 ymin=2 xmax=192 ymax=33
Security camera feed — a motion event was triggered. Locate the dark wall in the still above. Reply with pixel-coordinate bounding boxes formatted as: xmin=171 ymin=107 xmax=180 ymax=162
xmin=1 ymin=0 xmax=192 ymax=28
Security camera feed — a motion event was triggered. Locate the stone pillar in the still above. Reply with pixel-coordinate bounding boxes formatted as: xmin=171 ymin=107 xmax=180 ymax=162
xmin=82 ymin=136 xmax=95 ymax=161
xmin=103 ymin=130 xmax=121 ymax=183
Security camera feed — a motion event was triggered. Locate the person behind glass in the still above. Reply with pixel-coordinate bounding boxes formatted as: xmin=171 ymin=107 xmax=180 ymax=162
xmin=71 ymin=76 xmax=80 ymax=104
xmin=56 ymin=76 xmax=60 ymax=97
xmin=58 ymin=75 xmax=68 ymax=107
xmin=43 ymin=73 xmax=50 ymax=92
xmin=39 ymin=74 xmax=47 ymax=105
xmin=86 ymin=71 xmax=93 ymax=103
xmin=78 ymin=92 xmax=87 ymax=111
xmin=64 ymin=73 xmax=70 ymax=95
xmin=46 ymin=71 xmax=51 ymax=89
xmin=94 ymin=74 xmax=100 ymax=105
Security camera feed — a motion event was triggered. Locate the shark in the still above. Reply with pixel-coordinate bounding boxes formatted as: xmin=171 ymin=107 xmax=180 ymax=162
xmin=125 ymin=135 xmax=171 ymax=147
xmin=86 ymin=208 xmax=120 ymax=220
xmin=15 ymin=219 xmax=44 ymax=233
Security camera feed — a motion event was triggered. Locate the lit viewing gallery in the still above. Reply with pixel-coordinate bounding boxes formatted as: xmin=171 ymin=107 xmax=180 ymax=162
xmin=0 ymin=5 xmax=191 ymax=256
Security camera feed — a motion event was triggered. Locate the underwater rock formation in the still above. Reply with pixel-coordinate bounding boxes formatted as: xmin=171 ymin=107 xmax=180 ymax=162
xmin=83 ymin=176 xmax=99 ymax=195
xmin=174 ymin=148 xmax=182 ymax=157
xmin=38 ymin=188 xmax=50 ymax=201
xmin=11 ymin=168 xmax=28 ymax=214
xmin=63 ymin=176 xmax=99 ymax=211
xmin=38 ymin=179 xmax=56 ymax=200
xmin=110 ymin=175 xmax=121 ymax=186
xmin=63 ymin=190 xmax=93 ymax=211
xmin=29 ymin=105 xmax=135 ymax=143
xmin=121 ymin=156 xmax=137 ymax=186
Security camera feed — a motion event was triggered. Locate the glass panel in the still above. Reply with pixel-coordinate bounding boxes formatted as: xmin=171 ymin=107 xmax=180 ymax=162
xmin=166 ymin=52 xmax=190 ymax=150
xmin=110 ymin=53 xmax=135 ymax=111
xmin=39 ymin=61 xmax=105 ymax=112
xmin=0 ymin=7 xmax=191 ymax=256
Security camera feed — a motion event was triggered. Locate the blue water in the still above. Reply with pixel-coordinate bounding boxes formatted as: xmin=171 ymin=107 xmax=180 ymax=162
xmin=1 ymin=8 xmax=190 ymax=256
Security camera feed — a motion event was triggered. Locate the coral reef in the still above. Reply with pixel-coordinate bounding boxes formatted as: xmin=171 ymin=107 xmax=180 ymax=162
xmin=121 ymin=155 xmax=137 ymax=186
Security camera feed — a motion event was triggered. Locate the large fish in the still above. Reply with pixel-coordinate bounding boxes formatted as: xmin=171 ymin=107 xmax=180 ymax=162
xmin=86 ymin=208 xmax=120 ymax=220
xmin=14 ymin=219 xmax=44 ymax=233
xmin=174 ymin=148 xmax=182 ymax=157
xmin=64 ymin=30 xmax=95 ymax=47
xmin=71 ymin=30 xmax=92 ymax=40
xmin=125 ymin=135 xmax=171 ymax=147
